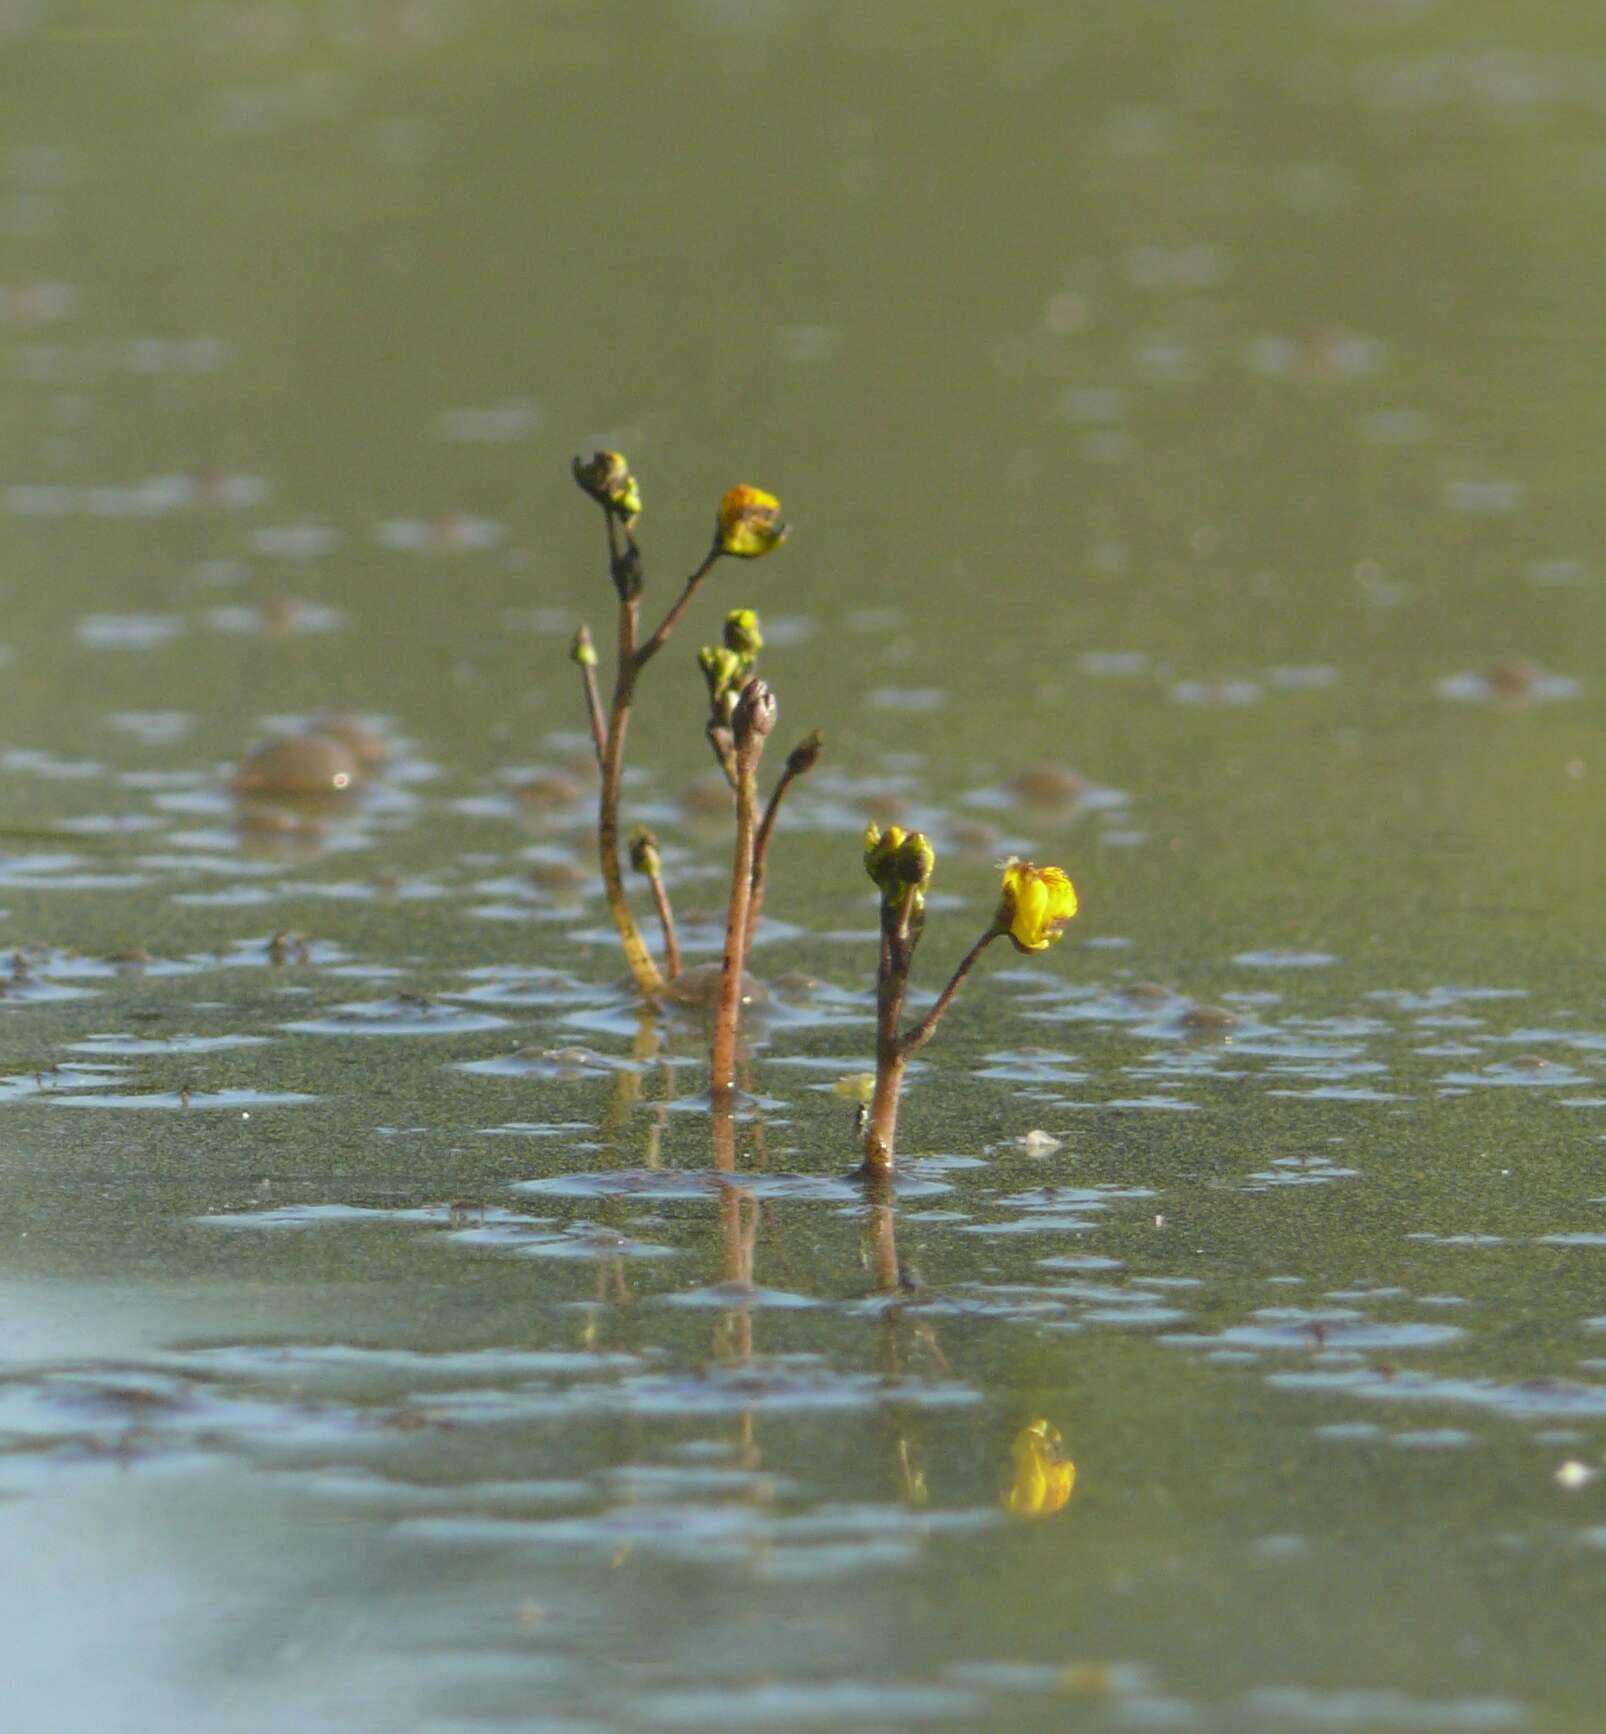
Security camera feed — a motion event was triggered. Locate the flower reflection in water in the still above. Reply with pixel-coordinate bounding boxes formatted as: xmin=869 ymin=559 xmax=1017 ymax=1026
xmin=1004 ymin=1418 xmax=1076 ymax=1519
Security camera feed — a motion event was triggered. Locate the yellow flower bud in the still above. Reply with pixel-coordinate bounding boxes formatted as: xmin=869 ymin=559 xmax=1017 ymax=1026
xmin=1003 ymin=1418 xmax=1076 ymax=1518
xmin=572 ymin=449 xmax=641 ymax=521
xmin=723 ymin=607 xmax=763 ymax=659
xmin=698 ymin=644 xmax=744 ymax=702
xmin=863 ymin=822 xmax=906 ymax=891
xmin=716 ymin=484 xmax=788 ymax=559
xmin=628 ymin=826 xmax=662 ymax=878
xmin=893 ymin=830 xmax=935 ymax=892
xmin=568 ymin=624 xmax=598 ymax=668
xmin=996 ymin=858 xmax=1078 ymax=953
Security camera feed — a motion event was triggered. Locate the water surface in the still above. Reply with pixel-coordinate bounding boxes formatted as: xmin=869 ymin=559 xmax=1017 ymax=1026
xmin=0 ymin=3 xmax=1602 ymax=1729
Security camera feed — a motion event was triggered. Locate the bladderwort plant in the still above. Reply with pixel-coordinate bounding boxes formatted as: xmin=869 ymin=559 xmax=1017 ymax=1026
xmin=569 ymin=452 xmax=819 ymax=1106
xmin=570 ymin=449 xmax=1080 ymax=1172
xmin=857 ymin=837 xmax=1078 ymax=1177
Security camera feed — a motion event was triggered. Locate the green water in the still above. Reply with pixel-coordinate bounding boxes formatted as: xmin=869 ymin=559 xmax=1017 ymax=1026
xmin=0 ymin=2 xmax=1602 ymax=1729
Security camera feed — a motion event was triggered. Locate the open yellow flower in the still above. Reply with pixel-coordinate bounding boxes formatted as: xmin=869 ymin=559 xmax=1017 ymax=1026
xmin=996 ymin=858 xmax=1078 ymax=953
xmin=1003 ymin=1418 xmax=1076 ymax=1518
xmin=716 ymin=485 xmax=788 ymax=559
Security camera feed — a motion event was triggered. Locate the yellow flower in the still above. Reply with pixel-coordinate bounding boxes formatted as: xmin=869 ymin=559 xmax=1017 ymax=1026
xmin=716 ymin=484 xmax=788 ymax=559
xmin=572 ymin=449 xmax=641 ymax=521
xmin=1003 ymin=1418 xmax=1076 ymax=1518
xmin=996 ymin=858 xmax=1078 ymax=953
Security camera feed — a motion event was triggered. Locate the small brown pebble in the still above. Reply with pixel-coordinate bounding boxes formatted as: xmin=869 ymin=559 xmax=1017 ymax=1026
xmin=1182 ymin=1003 xmax=1236 ymax=1029
xmin=662 ymin=961 xmax=767 ymax=1009
xmin=1485 ymin=659 xmax=1539 ymax=700
xmin=677 ymin=775 xmax=735 ymax=819
xmin=515 ymin=772 xmax=582 ymax=808
xmin=234 ymin=732 xmax=362 ymax=798
xmin=527 ymin=858 xmax=587 ymax=893
xmin=951 ymin=820 xmax=1000 ymax=852
xmin=309 ymin=711 xmax=389 ymax=772
xmin=1010 ymin=762 xmax=1087 ymax=805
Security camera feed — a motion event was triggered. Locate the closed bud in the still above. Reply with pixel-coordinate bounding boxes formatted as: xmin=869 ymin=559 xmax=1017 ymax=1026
xmin=863 ymin=821 xmax=906 ymax=892
xmin=786 ymin=729 xmax=823 ymax=778
xmin=894 ymin=830 xmax=936 ymax=891
xmin=698 ymin=644 xmax=744 ymax=703
xmin=628 ymin=827 xmax=662 ymax=878
xmin=572 ymin=449 xmax=641 ymax=522
xmin=732 ymin=677 xmax=777 ymax=747
xmin=723 ymin=607 xmax=763 ymax=659
xmin=569 ymin=624 xmax=598 ymax=668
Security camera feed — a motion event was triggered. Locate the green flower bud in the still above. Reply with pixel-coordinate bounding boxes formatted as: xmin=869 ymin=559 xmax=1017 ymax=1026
xmin=698 ymin=644 xmax=744 ymax=703
xmin=723 ymin=608 xmax=763 ymax=659
xmin=786 ymin=729 xmax=823 ymax=778
xmin=628 ymin=826 xmax=662 ymax=878
xmin=572 ymin=449 xmax=641 ymax=521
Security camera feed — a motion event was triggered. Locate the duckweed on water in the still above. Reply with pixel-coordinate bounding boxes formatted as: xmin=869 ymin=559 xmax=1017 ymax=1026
xmin=0 ymin=6 xmax=1602 ymax=1729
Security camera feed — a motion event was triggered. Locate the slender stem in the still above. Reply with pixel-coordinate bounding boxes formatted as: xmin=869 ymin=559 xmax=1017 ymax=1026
xmin=861 ymin=900 xmax=913 ymax=1173
xmin=900 ymin=928 xmax=1002 ymax=1059
xmin=710 ymin=736 xmax=762 ymax=1103
xmin=645 ymin=863 xmax=682 ymax=979
xmin=705 ymin=720 xmax=739 ymax=791
xmin=598 ymin=591 xmax=665 ymax=998
xmin=742 ymin=756 xmax=803 ymax=961
xmin=576 ymin=642 xmax=607 ymax=767
xmin=636 ymin=548 xmax=721 ymax=671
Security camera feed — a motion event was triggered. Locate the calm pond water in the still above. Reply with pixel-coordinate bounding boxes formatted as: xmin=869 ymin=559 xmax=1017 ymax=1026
xmin=1 ymin=3 xmax=1602 ymax=1729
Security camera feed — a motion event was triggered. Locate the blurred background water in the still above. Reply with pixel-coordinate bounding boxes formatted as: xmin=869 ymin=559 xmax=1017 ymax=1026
xmin=0 ymin=2 xmax=1602 ymax=1729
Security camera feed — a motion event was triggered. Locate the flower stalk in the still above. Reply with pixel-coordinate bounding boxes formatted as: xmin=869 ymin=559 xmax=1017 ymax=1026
xmin=858 ymin=843 xmax=1077 ymax=1176
xmin=744 ymin=728 xmax=821 ymax=961
xmin=710 ymin=679 xmax=775 ymax=1103
xmin=629 ymin=827 xmax=681 ymax=981
xmin=572 ymin=454 xmax=787 ymax=1002
xmin=569 ymin=624 xmax=606 ymax=767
